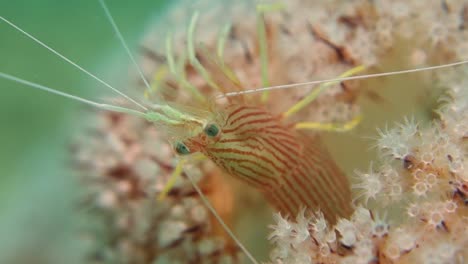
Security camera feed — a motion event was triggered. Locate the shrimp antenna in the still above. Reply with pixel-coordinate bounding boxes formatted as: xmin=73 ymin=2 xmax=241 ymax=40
xmin=98 ymin=0 xmax=152 ymax=93
xmin=0 ymin=16 xmax=148 ymax=111
xmin=219 ymin=59 xmax=468 ymax=97
xmin=184 ymin=167 xmax=259 ymax=264
xmin=0 ymin=72 xmax=208 ymax=128
xmin=0 ymin=72 xmax=147 ymax=117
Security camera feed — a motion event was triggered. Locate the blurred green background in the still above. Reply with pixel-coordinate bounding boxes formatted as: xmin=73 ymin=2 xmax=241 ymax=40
xmin=0 ymin=1 xmax=167 ymax=263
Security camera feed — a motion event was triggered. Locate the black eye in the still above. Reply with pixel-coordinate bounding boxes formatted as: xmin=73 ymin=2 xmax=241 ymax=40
xmin=204 ymin=123 xmax=220 ymax=137
xmin=175 ymin=141 xmax=190 ymax=155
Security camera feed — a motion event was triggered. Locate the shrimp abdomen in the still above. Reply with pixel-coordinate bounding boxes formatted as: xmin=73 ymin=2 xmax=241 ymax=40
xmin=202 ymin=104 xmax=352 ymax=223
xmin=264 ymin=133 xmax=352 ymax=223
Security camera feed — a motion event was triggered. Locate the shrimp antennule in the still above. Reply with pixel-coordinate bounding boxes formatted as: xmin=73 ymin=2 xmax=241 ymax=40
xmin=220 ymin=59 xmax=468 ymax=97
xmin=0 ymin=15 xmax=147 ymax=111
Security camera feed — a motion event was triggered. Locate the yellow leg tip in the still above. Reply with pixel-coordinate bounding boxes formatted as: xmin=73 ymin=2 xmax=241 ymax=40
xmin=157 ymin=160 xmax=185 ymax=201
xmin=284 ymin=65 xmax=367 ymax=118
xmin=156 ymin=155 xmax=207 ymax=201
xmin=295 ymin=114 xmax=363 ymax=132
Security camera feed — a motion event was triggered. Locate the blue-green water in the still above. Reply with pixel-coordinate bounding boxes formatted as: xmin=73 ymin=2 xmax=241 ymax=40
xmin=0 ymin=1 xmax=167 ymax=262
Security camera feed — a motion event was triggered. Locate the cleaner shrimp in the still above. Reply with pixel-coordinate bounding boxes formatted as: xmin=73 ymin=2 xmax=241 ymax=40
xmin=1 ymin=0 xmax=467 ymax=263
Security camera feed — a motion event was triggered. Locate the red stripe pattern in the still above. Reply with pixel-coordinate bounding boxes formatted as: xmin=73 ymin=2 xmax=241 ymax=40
xmin=184 ymin=104 xmax=352 ymax=222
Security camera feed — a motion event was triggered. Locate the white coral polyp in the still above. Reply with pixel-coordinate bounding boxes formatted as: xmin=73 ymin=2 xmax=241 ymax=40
xmin=407 ymin=203 xmax=420 ymax=218
xmin=372 ymin=221 xmax=389 ymax=238
xmin=353 ymin=168 xmax=383 ymax=204
xmin=443 ymin=200 xmax=457 ymax=213
xmin=412 ymin=181 xmax=428 ymax=196
xmin=269 ymin=213 xmax=294 ymax=242
xmin=377 ymin=127 xmax=412 ymax=159
xmin=336 ymin=219 xmax=357 ymax=247
xmin=427 ymin=211 xmax=444 ymax=228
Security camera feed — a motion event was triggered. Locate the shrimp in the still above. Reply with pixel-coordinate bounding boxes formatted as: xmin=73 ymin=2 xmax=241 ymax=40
xmin=1 ymin=1 xmax=468 ymax=263
xmin=139 ymin=9 xmax=368 ymax=223
xmin=177 ymin=103 xmax=354 ymax=222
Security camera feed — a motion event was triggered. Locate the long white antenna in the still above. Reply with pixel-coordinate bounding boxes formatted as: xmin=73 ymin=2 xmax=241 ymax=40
xmin=0 ymin=72 xmax=147 ymax=117
xmin=98 ymin=0 xmax=153 ymax=92
xmin=219 ymin=59 xmax=468 ymax=98
xmin=184 ymin=168 xmax=259 ymax=264
xmin=0 ymin=16 xmax=148 ymax=111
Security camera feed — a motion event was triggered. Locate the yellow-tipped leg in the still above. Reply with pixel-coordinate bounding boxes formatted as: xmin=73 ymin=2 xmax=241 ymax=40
xmin=255 ymin=3 xmax=286 ymax=102
xmin=157 ymin=159 xmax=186 ymax=201
xmin=295 ymin=114 xmax=362 ymax=132
xmin=187 ymin=12 xmax=223 ymax=92
xmin=257 ymin=11 xmax=270 ymax=103
xmin=144 ymin=66 xmax=168 ymax=99
xmin=217 ymin=22 xmax=232 ymax=63
xmin=165 ymin=33 xmax=205 ymax=102
xmin=157 ymin=154 xmax=207 ymax=201
xmin=255 ymin=3 xmax=284 ymax=102
xmin=283 ymin=65 xmax=366 ymax=118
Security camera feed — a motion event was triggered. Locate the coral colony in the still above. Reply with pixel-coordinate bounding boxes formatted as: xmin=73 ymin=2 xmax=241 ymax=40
xmin=72 ymin=1 xmax=467 ymax=263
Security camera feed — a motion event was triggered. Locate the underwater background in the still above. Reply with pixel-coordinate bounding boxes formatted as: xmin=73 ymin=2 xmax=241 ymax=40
xmin=1 ymin=0 xmax=467 ymax=263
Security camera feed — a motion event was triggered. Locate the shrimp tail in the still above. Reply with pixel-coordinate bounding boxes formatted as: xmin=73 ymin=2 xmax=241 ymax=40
xmin=264 ymin=133 xmax=352 ymax=224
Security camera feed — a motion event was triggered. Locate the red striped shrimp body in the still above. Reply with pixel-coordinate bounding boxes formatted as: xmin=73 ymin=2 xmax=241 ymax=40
xmin=177 ymin=103 xmax=352 ymax=222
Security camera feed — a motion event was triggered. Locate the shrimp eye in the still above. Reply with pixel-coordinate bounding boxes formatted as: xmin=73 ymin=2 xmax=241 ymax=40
xmin=175 ymin=141 xmax=191 ymax=155
xmin=204 ymin=123 xmax=220 ymax=137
